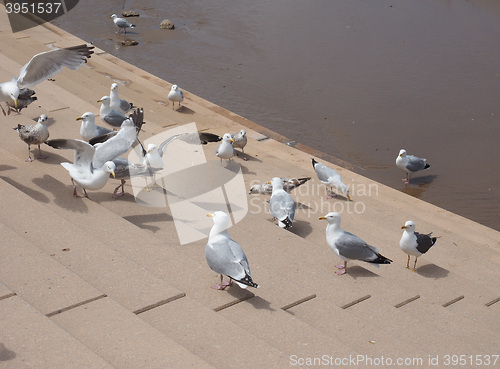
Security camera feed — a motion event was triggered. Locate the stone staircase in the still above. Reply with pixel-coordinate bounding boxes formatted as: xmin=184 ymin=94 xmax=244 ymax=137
xmin=1 ymin=8 xmax=499 ymax=369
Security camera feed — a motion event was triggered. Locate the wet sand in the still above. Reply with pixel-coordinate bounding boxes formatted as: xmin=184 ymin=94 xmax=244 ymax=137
xmin=52 ymin=0 xmax=500 ymax=230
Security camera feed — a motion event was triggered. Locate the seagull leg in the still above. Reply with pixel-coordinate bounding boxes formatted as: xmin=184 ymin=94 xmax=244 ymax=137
xmin=25 ymin=145 xmax=35 ymax=162
xmin=0 ymin=103 xmax=6 ymax=116
xmin=71 ymin=179 xmax=80 ymax=198
xmin=113 ymin=179 xmax=126 ymax=197
xmin=211 ymin=274 xmax=232 ymax=290
xmin=83 ymin=188 xmax=89 ymax=199
xmin=406 ymin=255 xmax=411 ymax=269
xmin=37 ymin=145 xmax=48 ymax=160
xmin=336 ymin=261 xmax=347 ymax=275
xmin=411 ymin=257 xmax=418 ymax=272
xmin=327 ymin=186 xmax=337 ymax=199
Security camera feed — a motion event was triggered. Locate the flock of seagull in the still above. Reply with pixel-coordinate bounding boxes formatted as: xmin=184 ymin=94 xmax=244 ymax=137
xmin=0 ymin=34 xmax=437 ymax=290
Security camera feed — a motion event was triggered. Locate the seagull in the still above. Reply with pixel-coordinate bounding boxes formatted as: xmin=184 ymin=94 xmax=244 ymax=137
xmin=97 ymin=96 xmax=128 ymax=127
xmin=14 ymin=114 xmax=50 ymax=162
xmin=111 ymin=14 xmax=135 ymax=34
xmin=0 ymin=43 xmax=94 ymax=115
xmin=312 ymin=158 xmax=351 ymax=201
xmin=168 ymin=84 xmax=184 ymax=110
xmin=206 ymin=211 xmax=258 ymax=290
xmin=249 ymin=177 xmax=311 ymax=195
xmin=76 ymin=112 xmax=114 ymax=141
xmin=110 ymin=82 xmax=134 ymax=114
xmin=319 ymin=212 xmax=392 ymax=275
xmin=269 ymin=177 xmax=295 ymax=229
xmin=400 ymin=220 xmax=437 ymax=271
xmin=215 ymin=133 xmax=235 ymax=164
xmin=396 ymin=149 xmax=430 ymax=184
xmin=231 ymin=129 xmax=247 ymax=153
xmin=45 ymin=109 xmax=143 ymax=198
xmin=7 ymin=88 xmax=37 ymax=113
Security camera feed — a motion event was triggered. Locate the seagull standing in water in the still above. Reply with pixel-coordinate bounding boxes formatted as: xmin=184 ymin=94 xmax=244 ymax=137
xmin=111 ymin=14 xmax=135 ymax=34
xmin=396 ymin=149 xmax=430 ymax=184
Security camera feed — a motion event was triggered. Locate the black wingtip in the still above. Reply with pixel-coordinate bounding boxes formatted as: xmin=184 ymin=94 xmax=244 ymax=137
xmin=282 ymin=217 xmax=293 ymax=229
xmin=311 ymin=158 xmax=318 ymax=168
xmin=424 ymin=163 xmax=431 ymax=169
xmin=368 ymin=253 xmax=393 ymax=265
xmin=236 ymin=274 xmax=259 ymax=289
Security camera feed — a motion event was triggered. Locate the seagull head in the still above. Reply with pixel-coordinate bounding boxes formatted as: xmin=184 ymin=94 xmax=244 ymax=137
xmin=319 ymin=212 xmax=341 ymax=225
xmin=76 ymin=112 xmax=94 ymax=123
xmin=171 ymin=84 xmax=179 ymax=91
xmin=401 ymin=220 xmax=415 ymax=232
xmin=104 ymin=161 xmax=116 ymax=178
xmin=146 ymin=143 xmax=158 ymax=154
xmin=97 ymin=96 xmax=110 ymax=105
xmin=38 ymin=114 xmax=48 ymax=124
xmin=111 ymin=83 xmax=118 ymax=91
xmin=110 ymin=14 xmax=117 ymax=19
xmin=3 ymin=79 xmax=20 ymax=108
xmin=248 ymin=184 xmax=261 ymax=194
xmin=239 ymin=129 xmax=246 ymax=136
xmin=222 ymin=133 xmax=234 ymax=143
xmin=207 ymin=211 xmax=230 ymax=233
xmin=399 ymin=149 xmax=407 ymax=158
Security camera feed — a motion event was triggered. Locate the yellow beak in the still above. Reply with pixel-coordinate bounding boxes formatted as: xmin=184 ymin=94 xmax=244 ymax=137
xmin=347 ymin=194 xmax=352 ymax=201
xmin=206 ymin=213 xmax=214 ymax=217
xmin=401 ymin=226 xmax=407 ymax=229
xmin=14 ymin=99 xmax=18 ymax=108
xmin=111 ymin=172 xmax=116 ymax=178
xmin=230 ymin=139 xmax=234 ymax=143
xmin=318 ymin=216 xmax=326 ymax=220
xmin=76 ymin=116 xmax=83 ymax=121
xmin=97 ymin=99 xmax=102 ymax=103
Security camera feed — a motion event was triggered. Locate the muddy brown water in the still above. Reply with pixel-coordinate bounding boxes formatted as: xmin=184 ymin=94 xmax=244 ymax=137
xmin=52 ymin=0 xmax=500 ymax=231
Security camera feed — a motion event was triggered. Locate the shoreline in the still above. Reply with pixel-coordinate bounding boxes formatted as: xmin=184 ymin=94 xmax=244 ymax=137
xmin=1 ymin=9 xmax=499 ymax=369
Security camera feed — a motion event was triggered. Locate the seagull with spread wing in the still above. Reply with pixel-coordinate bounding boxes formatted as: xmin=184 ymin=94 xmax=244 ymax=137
xmin=0 ymin=44 xmax=94 ymax=115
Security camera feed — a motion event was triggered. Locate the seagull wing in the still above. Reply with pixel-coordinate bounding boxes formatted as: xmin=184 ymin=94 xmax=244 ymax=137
xmin=18 ymin=44 xmax=94 ymax=87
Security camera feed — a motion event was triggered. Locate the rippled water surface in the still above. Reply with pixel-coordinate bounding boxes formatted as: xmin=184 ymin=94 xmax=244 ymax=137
xmin=53 ymin=0 xmax=500 ymax=230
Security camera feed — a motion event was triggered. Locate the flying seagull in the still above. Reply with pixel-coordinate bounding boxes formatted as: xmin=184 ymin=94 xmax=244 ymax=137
xmin=0 ymin=43 xmax=94 ymax=115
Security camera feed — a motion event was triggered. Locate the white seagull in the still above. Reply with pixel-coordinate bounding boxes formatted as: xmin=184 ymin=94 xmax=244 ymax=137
xmin=312 ymin=158 xmax=351 ymax=201
xmin=319 ymin=212 xmax=392 ymax=275
xmin=168 ymin=84 xmax=184 ymax=110
xmin=97 ymin=96 xmax=128 ymax=127
xmin=45 ymin=110 xmax=143 ymax=198
xmin=111 ymin=14 xmax=135 ymax=34
xmin=76 ymin=112 xmax=114 ymax=141
xmin=400 ymin=220 xmax=437 ymax=271
xmin=0 ymin=44 xmax=94 ymax=115
xmin=205 ymin=211 xmax=258 ymax=290
xmin=396 ymin=149 xmax=430 ymax=184
xmin=269 ymin=177 xmax=295 ymax=229
xmin=110 ymin=82 xmax=134 ymax=114
xmin=215 ymin=133 xmax=235 ymax=164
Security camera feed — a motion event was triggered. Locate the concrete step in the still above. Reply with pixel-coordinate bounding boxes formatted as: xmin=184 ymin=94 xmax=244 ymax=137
xmin=0 ymin=289 xmax=114 ymax=369
xmin=0 ymin=153 xmax=339 ymax=365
